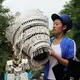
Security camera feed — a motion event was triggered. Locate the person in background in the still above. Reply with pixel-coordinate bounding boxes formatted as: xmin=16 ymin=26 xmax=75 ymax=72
xmin=44 ymin=13 xmax=77 ymax=80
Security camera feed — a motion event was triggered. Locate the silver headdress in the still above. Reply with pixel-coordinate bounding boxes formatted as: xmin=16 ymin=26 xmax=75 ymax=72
xmin=6 ymin=9 xmax=50 ymax=68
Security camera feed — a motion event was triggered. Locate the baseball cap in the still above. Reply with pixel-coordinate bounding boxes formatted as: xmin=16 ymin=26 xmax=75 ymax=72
xmin=51 ymin=14 xmax=72 ymax=31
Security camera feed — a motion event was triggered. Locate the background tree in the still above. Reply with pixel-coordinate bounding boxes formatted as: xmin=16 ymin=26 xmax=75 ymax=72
xmin=0 ymin=0 xmax=14 ymax=72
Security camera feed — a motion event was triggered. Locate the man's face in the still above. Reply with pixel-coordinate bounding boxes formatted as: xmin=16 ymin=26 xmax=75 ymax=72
xmin=53 ymin=19 xmax=65 ymax=35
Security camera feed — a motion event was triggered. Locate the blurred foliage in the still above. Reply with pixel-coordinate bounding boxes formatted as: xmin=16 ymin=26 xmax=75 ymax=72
xmin=65 ymin=29 xmax=73 ymax=39
xmin=0 ymin=0 xmax=14 ymax=72
xmin=60 ymin=0 xmax=80 ymax=23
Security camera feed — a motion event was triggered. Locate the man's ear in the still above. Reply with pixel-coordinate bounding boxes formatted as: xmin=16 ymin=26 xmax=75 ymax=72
xmin=63 ymin=25 xmax=67 ymax=30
